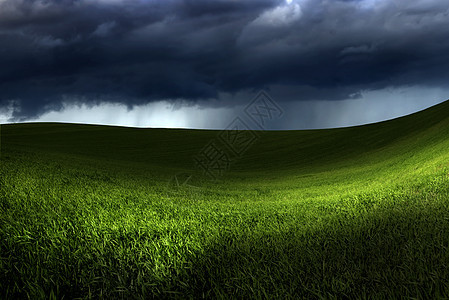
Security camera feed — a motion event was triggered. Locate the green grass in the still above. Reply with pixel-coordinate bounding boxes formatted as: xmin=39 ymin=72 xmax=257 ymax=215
xmin=1 ymin=100 xmax=449 ymax=298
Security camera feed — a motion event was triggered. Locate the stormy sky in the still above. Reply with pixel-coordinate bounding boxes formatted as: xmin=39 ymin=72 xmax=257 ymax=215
xmin=1 ymin=0 xmax=449 ymax=129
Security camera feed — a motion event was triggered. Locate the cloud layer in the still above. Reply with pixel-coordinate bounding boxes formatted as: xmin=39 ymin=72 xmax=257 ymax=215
xmin=0 ymin=0 xmax=449 ymax=122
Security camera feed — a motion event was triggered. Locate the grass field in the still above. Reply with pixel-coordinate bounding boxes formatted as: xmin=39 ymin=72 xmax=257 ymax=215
xmin=1 ymin=100 xmax=449 ymax=298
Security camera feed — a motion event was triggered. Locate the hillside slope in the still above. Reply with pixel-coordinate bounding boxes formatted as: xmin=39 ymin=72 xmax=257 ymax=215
xmin=3 ymin=99 xmax=449 ymax=173
xmin=1 ymin=100 xmax=449 ymax=298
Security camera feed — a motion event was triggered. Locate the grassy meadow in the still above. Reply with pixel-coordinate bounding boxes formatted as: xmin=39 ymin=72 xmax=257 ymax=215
xmin=1 ymin=100 xmax=449 ymax=298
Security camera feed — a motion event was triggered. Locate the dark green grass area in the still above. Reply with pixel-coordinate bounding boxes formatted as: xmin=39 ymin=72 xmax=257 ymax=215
xmin=1 ymin=100 xmax=449 ymax=298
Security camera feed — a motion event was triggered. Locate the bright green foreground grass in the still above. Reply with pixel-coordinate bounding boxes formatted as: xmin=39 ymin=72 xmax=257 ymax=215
xmin=1 ymin=101 xmax=449 ymax=298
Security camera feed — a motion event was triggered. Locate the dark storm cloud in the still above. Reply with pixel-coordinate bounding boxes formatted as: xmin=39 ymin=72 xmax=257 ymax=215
xmin=1 ymin=0 xmax=449 ymax=120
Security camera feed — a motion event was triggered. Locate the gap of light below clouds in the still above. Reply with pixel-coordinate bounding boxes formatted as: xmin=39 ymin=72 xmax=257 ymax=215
xmin=8 ymin=101 xmax=237 ymax=129
xmin=280 ymin=86 xmax=448 ymax=130
xmin=1 ymin=86 xmax=448 ymax=130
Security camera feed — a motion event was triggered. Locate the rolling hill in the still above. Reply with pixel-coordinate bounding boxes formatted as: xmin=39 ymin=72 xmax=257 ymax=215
xmin=1 ymin=100 xmax=449 ymax=298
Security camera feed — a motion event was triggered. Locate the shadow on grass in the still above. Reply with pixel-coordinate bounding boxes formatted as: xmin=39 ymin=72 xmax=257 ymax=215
xmin=176 ymin=203 xmax=449 ymax=299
